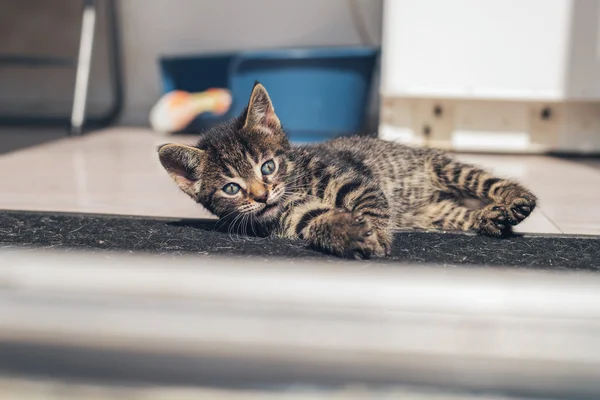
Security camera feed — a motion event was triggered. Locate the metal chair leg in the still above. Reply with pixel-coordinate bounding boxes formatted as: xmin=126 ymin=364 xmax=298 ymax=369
xmin=70 ymin=0 xmax=97 ymax=136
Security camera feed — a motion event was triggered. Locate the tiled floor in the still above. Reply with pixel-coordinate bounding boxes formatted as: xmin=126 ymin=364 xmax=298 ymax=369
xmin=0 ymin=127 xmax=599 ymax=235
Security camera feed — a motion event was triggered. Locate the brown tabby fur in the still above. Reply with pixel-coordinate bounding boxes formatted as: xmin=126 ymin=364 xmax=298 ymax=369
xmin=158 ymin=83 xmax=537 ymax=259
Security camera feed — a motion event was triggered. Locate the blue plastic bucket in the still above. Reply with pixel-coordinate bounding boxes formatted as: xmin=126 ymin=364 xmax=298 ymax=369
xmin=159 ymin=47 xmax=379 ymax=142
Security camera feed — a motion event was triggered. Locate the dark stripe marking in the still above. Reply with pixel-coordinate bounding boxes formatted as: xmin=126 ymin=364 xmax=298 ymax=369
xmin=464 ymin=169 xmax=478 ymax=189
xmin=481 ymin=178 xmax=501 ymax=198
xmin=451 ymin=164 xmax=463 ymax=184
xmin=490 ymin=181 xmax=508 ymax=197
xmin=361 ymin=210 xmax=390 ymax=220
xmin=432 ymin=204 xmax=455 ymax=228
xmin=356 ymin=194 xmax=379 ymax=205
xmin=335 ymin=181 xmax=362 ymax=208
xmin=315 ymin=174 xmax=331 ymax=198
xmin=355 ymin=202 xmax=383 ymax=213
xmin=295 ymin=208 xmax=331 ymax=237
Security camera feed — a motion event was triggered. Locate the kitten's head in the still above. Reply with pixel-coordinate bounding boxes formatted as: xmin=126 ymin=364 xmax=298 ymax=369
xmin=158 ymin=83 xmax=291 ymax=223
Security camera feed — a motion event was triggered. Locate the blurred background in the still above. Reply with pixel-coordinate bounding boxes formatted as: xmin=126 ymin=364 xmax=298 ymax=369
xmin=0 ymin=0 xmax=382 ymax=140
xmin=1 ymin=1 xmax=600 ymax=399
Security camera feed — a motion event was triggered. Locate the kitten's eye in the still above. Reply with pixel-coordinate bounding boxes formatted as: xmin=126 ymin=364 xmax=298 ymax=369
xmin=261 ymin=159 xmax=276 ymax=175
xmin=222 ymin=183 xmax=241 ymax=195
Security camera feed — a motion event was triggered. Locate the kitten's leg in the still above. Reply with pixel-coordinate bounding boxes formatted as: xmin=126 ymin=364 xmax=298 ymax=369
xmin=279 ymin=187 xmax=392 ymax=259
xmin=343 ymin=182 xmax=394 ymax=253
xmin=430 ymin=157 xmax=537 ymax=226
xmin=418 ymin=199 xmax=510 ymax=236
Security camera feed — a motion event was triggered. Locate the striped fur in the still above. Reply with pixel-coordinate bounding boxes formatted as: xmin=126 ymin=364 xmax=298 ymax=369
xmin=158 ymin=83 xmax=537 ymax=258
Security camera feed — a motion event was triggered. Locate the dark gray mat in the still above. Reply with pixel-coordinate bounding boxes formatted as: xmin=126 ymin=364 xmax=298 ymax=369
xmin=0 ymin=210 xmax=599 ymax=271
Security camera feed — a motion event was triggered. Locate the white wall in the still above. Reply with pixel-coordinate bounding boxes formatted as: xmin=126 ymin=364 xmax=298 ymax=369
xmin=0 ymin=0 xmax=382 ymax=126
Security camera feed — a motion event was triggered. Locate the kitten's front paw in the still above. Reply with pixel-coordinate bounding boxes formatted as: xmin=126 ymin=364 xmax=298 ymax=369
xmin=329 ymin=210 xmax=391 ymax=259
xmin=476 ymin=204 xmax=511 ymax=237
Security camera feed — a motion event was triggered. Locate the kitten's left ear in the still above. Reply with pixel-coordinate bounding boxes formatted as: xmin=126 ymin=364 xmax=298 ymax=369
xmin=243 ymin=82 xmax=281 ymax=131
xmin=158 ymin=143 xmax=204 ymax=198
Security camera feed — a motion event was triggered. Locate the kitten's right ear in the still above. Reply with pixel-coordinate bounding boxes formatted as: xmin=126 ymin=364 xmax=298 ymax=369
xmin=158 ymin=143 xmax=204 ymax=197
xmin=243 ymin=82 xmax=281 ymax=132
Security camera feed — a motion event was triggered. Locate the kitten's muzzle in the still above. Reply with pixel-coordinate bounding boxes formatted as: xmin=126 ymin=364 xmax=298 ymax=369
xmin=249 ymin=181 xmax=269 ymax=203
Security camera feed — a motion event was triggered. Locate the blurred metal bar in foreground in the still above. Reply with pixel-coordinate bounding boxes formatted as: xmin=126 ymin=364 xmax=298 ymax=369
xmin=0 ymin=250 xmax=599 ymax=399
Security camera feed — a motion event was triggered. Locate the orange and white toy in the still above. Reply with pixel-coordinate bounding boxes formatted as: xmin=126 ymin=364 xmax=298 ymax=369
xmin=149 ymin=88 xmax=232 ymax=134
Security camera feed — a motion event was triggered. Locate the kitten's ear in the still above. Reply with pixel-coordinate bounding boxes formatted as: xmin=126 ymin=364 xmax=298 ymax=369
xmin=158 ymin=143 xmax=204 ymax=197
xmin=243 ymin=82 xmax=281 ymax=131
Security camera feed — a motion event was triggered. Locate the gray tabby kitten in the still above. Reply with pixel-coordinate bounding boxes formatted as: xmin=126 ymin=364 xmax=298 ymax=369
xmin=159 ymin=83 xmax=537 ymax=258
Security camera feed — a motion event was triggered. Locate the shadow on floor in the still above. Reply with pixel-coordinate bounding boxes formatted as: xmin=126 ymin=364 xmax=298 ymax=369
xmin=0 ymin=128 xmax=66 ymax=155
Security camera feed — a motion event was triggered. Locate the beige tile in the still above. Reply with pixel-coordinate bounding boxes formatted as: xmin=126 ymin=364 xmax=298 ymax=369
xmin=513 ymin=207 xmax=561 ymax=234
xmin=540 ymin=198 xmax=600 ymax=228
xmin=0 ymin=128 xmax=213 ymax=219
xmin=559 ymin=224 xmax=600 ymax=236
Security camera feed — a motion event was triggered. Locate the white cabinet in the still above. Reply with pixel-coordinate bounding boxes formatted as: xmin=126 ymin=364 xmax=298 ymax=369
xmin=379 ymin=0 xmax=600 ymax=153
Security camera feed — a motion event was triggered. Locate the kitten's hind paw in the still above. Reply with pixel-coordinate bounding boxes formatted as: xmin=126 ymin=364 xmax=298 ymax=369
xmin=506 ymin=193 xmax=537 ymax=225
xmin=476 ymin=204 xmax=512 ymax=237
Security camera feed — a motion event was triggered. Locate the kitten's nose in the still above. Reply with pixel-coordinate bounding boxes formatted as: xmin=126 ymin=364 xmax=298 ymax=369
xmin=254 ymin=191 xmax=268 ymax=203
xmin=249 ymin=182 xmax=269 ymax=203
